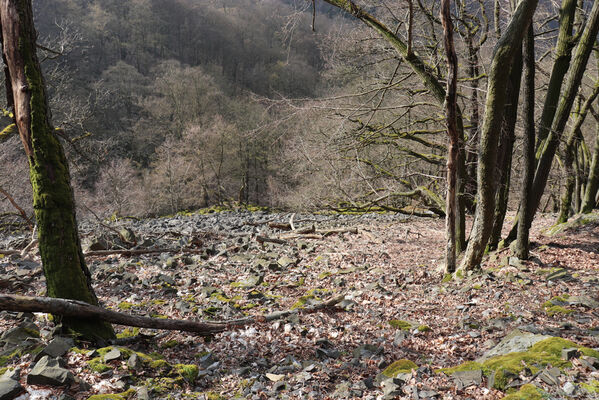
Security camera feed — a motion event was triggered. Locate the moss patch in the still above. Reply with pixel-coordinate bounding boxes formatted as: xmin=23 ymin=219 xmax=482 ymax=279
xmin=86 ymin=389 xmax=136 ymax=400
xmin=382 ymin=359 xmax=418 ymax=377
xmin=388 ymin=320 xmax=412 ymax=330
xmin=437 ymin=337 xmax=598 ymax=390
xmin=116 ymin=327 xmax=140 ymax=339
xmin=174 ymin=364 xmax=199 ymax=382
xmin=417 ymin=325 xmax=432 ymax=332
xmin=581 ymin=379 xmax=599 ymax=394
xmin=500 ymin=384 xmax=543 ymax=400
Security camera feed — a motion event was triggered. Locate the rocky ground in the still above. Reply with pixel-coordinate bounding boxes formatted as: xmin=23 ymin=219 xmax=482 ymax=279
xmin=0 ymin=210 xmax=598 ymax=400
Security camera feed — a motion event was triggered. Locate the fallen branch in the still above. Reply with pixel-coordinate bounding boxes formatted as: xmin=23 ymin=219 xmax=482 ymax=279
xmin=84 ymin=247 xmax=204 ymax=257
xmin=0 ymin=185 xmax=33 ymax=228
xmin=0 ymin=293 xmax=346 ymax=336
xmin=256 ymin=235 xmax=288 ymax=245
xmin=0 ymin=249 xmax=20 ymax=255
xmin=316 ymin=227 xmax=359 ymax=236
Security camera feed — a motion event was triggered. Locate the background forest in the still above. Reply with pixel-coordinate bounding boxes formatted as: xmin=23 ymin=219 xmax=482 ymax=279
xmin=0 ymin=0 xmax=597 ymax=222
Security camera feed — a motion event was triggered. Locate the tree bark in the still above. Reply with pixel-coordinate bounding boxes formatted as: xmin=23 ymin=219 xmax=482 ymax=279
xmin=558 ymin=84 xmax=599 ymax=222
xmin=488 ymin=46 xmax=522 ymax=251
xmin=459 ymin=0 xmax=538 ymax=271
xmin=441 ymin=0 xmax=459 ymax=273
xmin=528 ymin=0 xmax=599 ymax=226
xmin=581 ymin=54 xmax=599 ymax=213
xmin=515 ymin=25 xmax=536 ymax=260
xmin=0 ymin=0 xmax=114 ymax=340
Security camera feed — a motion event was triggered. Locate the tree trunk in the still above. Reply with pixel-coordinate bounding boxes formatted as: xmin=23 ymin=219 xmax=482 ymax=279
xmin=459 ymin=0 xmax=538 ymax=271
xmin=534 ymin=0 xmax=577 ymax=148
xmin=441 ymin=0 xmax=459 ymax=273
xmin=515 ymin=26 xmax=536 ymax=260
xmin=488 ymin=47 xmax=522 ymax=251
xmin=528 ymin=0 xmax=599 ymax=225
xmin=0 ymin=0 xmax=114 ymax=340
xmin=558 ymin=82 xmax=599 ymax=222
xmin=581 ymin=55 xmax=599 ymax=213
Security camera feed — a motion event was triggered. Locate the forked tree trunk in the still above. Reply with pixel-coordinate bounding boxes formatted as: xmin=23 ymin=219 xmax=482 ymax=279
xmin=0 ymin=0 xmax=114 ymax=340
xmin=459 ymin=0 xmax=538 ymax=271
xmin=441 ymin=0 xmax=459 ymax=273
xmin=515 ymin=26 xmax=536 ymax=260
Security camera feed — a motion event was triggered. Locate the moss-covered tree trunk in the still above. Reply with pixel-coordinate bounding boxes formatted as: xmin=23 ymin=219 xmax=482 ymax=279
xmin=515 ymin=26 xmax=536 ymax=260
xmin=528 ymin=0 xmax=599 ymax=224
xmin=488 ymin=46 xmax=522 ymax=251
xmin=0 ymin=0 xmax=115 ymax=340
xmin=459 ymin=0 xmax=538 ymax=271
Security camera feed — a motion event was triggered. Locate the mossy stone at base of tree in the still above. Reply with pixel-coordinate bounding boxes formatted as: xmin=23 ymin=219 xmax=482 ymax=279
xmin=581 ymin=379 xmax=599 ymax=394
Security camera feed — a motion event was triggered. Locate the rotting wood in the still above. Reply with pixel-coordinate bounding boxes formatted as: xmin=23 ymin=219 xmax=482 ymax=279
xmin=0 ymin=293 xmax=346 ymax=336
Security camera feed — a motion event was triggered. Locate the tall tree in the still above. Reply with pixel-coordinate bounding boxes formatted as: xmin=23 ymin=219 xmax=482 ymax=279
xmin=515 ymin=25 xmax=536 ymax=260
xmin=441 ymin=0 xmax=459 ymax=273
xmin=0 ymin=0 xmax=115 ymax=340
xmin=459 ymin=0 xmax=538 ymax=271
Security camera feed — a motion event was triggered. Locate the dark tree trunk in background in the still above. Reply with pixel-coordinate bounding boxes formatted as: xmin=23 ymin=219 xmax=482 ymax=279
xmin=0 ymin=0 xmax=115 ymax=340
xmin=581 ymin=54 xmax=599 ymax=214
xmin=515 ymin=25 xmax=536 ymax=260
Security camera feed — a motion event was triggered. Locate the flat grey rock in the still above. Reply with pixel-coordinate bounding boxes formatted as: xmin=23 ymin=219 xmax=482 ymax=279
xmin=477 ymin=329 xmax=550 ymax=362
xmin=27 ymin=356 xmax=74 ymax=387
xmin=103 ymin=348 xmax=122 ymax=362
xmin=0 ymin=378 xmax=24 ymax=400
xmin=451 ymin=369 xmax=482 ymax=389
xmin=36 ymin=336 xmax=74 ymax=360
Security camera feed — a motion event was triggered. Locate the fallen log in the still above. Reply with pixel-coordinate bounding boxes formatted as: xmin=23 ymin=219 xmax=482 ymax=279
xmin=84 ymin=247 xmax=204 ymax=257
xmin=0 ymin=293 xmax=345 ymax=336
xmin=256 ymin=235 xmax=287 ymax=245
xmin=316 ymin=227 xmax=359 ymax=236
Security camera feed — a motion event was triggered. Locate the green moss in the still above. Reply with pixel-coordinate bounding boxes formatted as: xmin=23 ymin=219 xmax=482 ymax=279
xmin=417 ymin=325 xmax=432 ymax=332
xmin=291 ymin=294 xmax=319 ymax=309
xmin=437 ymin=337 xmax=597 ymax=390
xmin=542 ymin=304 xmax=573 ymax=317
xmin=318 ymin=271 xmax=333 ymax=279
xmin=87 ymin=358 xmax=111 ymax=373
xmin=202 ymin=392 xmax=226 ymax=400
xmin=500 ymin=384 xmax=543 ymax=400
xmin=436 ymin=361 xmax=483 ymax=375
xmin=161 ymin=340 xmax=179 ymax=349
xmin=382 ymin=359 xmax=418 ymax=377
xmin=116 ymin=327 xmax=140 ymax=339
xmin=117 ymin=301 xmax=136 ymax=310
xmin=86 ymin=389 xmax=136 ymax=400
xmin=149 ymin=359 xmax=171 ymax=371
xmin=174 ymin=364 xmax=199 ymax=382
xmin=442 ymin=274 xmax=453 ymax=283
xmin=581 ymin=379 xmax=599 ymax=394
xmin=151 ymin=299 xmax=166 ymax=305
xmin=388 ymin=320 xmax=412 ymax=330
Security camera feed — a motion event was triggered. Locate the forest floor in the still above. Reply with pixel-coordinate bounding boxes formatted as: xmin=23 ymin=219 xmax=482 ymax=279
xmin=0 ymin=210 xmax=598 ymax=400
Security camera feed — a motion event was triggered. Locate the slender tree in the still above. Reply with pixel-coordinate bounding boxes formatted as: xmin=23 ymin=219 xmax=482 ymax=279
xmin=441 ymin=0 xmax=458 ymax=273
xmin=515 ymin=25 xmax=536 ymax=260
xmin=0 ymin=0 xmax=115 ymax=340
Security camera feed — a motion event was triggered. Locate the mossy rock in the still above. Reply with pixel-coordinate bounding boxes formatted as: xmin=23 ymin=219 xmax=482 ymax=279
xmin=500 ymin=384 xmax=543 ymax=399
xmin=581 ymin=379 xmax=599 ymax=394
xmin=417 ymin=325 xmax=432 ymax=332
xmin=87 ymin=389 xmax=136 ymax=400
xmin=116 ymin=327 xmax=140 ymax=339
xmin=174 ymin=364 xmax=199 ymax=382
xmin=436 ymin=361 xmax=482 ymax=375
xmin=544 ymin=213 xmax=599 ymax=236
xmin=382 ymin=359 xmax=418 ymax=378
xmin=291 ymin=294 xmax=320 ymax=309
xmin=388 ymin=320 xmax=412 ymax=330
xmin=439 ymin=337 xmax=599 ymax=390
